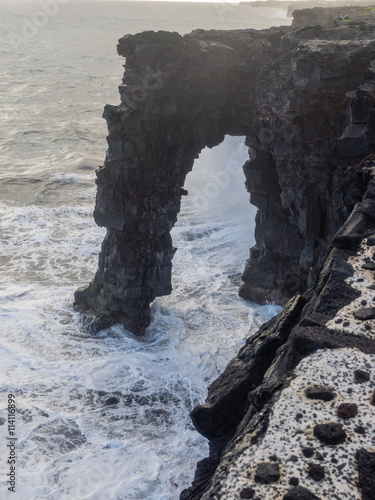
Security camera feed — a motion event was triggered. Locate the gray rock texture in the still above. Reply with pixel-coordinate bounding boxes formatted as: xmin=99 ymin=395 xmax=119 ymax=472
xmin=75 ymin=8 xmax=375 ymax=335
xmin=181 ymin=13 xmax=375 ymax=495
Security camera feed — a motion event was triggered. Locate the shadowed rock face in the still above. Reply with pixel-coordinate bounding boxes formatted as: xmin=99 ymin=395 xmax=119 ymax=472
xmin=181 ymin=39 xmax=375 ymax=498
xmin=74 ymin=18 xmax=375 ymax=334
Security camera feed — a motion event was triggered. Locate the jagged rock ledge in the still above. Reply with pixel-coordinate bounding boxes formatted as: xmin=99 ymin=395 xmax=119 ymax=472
xmin=183 ymin=161 xmax=375 ymax=498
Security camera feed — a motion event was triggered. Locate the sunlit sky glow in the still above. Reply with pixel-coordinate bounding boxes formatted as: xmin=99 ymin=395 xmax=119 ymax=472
xmin=0 ymin=0 xmax=335 ymax=3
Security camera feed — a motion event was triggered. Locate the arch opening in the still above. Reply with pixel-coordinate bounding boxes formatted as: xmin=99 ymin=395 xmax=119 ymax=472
xmin=150 ymin=135 xmax=277 ymax=363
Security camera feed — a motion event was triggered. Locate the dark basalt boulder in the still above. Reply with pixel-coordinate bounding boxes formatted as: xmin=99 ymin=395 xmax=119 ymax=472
xmin=254 ymin=462 xmax=280 ymax=484
xmin=283 ymin=486 xmax=321 ymax=500
xmin=305 ymin=386 xmax=336 ymax=401
xmin=313 ymin=423 xmax=347 ymax=445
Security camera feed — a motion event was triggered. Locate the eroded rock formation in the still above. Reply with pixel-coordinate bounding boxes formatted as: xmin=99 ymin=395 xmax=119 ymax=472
xmin=74 ymin=11 xmax=375 ymax=334
xmin=182 ymin=16 xmax=375 ymax=499
xmin=74 ymin=5 xmax=375 ymax=499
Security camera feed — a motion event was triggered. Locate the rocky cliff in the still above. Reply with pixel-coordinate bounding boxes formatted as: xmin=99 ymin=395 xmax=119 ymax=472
xmin=74 ymin=6 xmax=375 ymax=498
xmin=74 ymin=8 xmax=375 ymax=334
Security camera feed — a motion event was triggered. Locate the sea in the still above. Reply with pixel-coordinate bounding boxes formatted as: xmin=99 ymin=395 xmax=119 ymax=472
xmin=0 ymin=1 xmax=290 ymax=498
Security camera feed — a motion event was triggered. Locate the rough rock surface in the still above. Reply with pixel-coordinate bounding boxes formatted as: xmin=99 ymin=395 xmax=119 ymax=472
xmin=75 ymin=7 xmax=375 ymax=333
xmin=74 ymin=5 xmax=375 ymax=498
xmin=181 ymin=14 xmax=375 ymax=496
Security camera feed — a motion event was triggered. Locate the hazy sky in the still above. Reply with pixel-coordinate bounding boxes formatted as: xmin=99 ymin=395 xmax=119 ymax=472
xmin=1 ymin=0 xmax=299 ymax=2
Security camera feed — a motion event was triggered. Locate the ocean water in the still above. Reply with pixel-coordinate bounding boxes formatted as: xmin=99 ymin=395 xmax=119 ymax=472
xmin=0 ymin=2 xmax=289 ymax=499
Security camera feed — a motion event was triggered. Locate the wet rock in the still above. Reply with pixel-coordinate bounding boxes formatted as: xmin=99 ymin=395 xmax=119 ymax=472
xmin=313 ymin=423 xmax=347 ymax=445
xmin=305 ymin=386 xmax=336 ymax=401
xmin=356 ymin=449 xmax=375 ymax=500
xmin=254 ymin=462 xmax=280 ymax=484
xmin=283 ymin=486 xmax=321 ymax=500
xmin=354 ymin=369 xmax=371 ymax=383
xmin=354 ymin=307 xmax=375 ymax=321
xmin=307 ymin=463 xmax=325 ymax=482
xmin=337 ymin=402 xmax=358 ymax=419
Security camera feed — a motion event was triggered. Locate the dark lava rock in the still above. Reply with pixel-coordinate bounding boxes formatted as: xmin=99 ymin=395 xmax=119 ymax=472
xmin=354 ymin=307 xmax=375 ymax=321
xmin=269 ymin=454 xmax=278 ymax=462
xmin=355 ymin=425 xmax=366 ymax=434
xmin=367 ymin=235 xmax=375 ymax=246
xmin=307 ymin=463 xmax=325 ymax=482
xmin=240 ymin=488 xmax=255 ymax=499
xmin=371 ymin=390 xmax=375 ymax=406
xmin=355 ymin=369 xmax=371 ymax=383
xmin=289 ymin=477 xmax=299 ymax=486
xmin=254 ymin=462 xmax=280 ymax=484
xmin=283 ymin=486 xmax=321 ymax=500
xmin=290 ymin=455 xmax=299 ymax=462
xmin=356 ymin=449 xmax=375 ymax=500
xmin=362 ymin=262 xmax=375 ymax=270
xmin=305 ymin=386 xmax=336 ymax=401
xmin=313 ymin=423 xmax=347 ymax=445
xmin=302 ymin=447 xmax=315 ymax=458
xmin=337 ymin=402 xmax=358 ymax=419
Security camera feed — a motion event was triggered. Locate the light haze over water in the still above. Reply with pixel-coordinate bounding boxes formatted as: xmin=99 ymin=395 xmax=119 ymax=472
xmin=0 ymin=2 xmax=288 ymax=498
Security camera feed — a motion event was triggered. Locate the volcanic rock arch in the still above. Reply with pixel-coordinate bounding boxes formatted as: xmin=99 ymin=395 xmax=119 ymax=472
xmin=74 ymin=27 xmax=375 ymax=334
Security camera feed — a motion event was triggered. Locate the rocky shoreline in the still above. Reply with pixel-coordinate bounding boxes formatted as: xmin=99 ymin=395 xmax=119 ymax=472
xmin=75 ymin=5 xmax=375 ymax=498
xmin=182 ymin=165 xmax=375 ymax=499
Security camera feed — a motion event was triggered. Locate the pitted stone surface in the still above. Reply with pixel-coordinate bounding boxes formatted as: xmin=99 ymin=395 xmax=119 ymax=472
xmin=199 ymin=349 xmax=375 ymax=499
